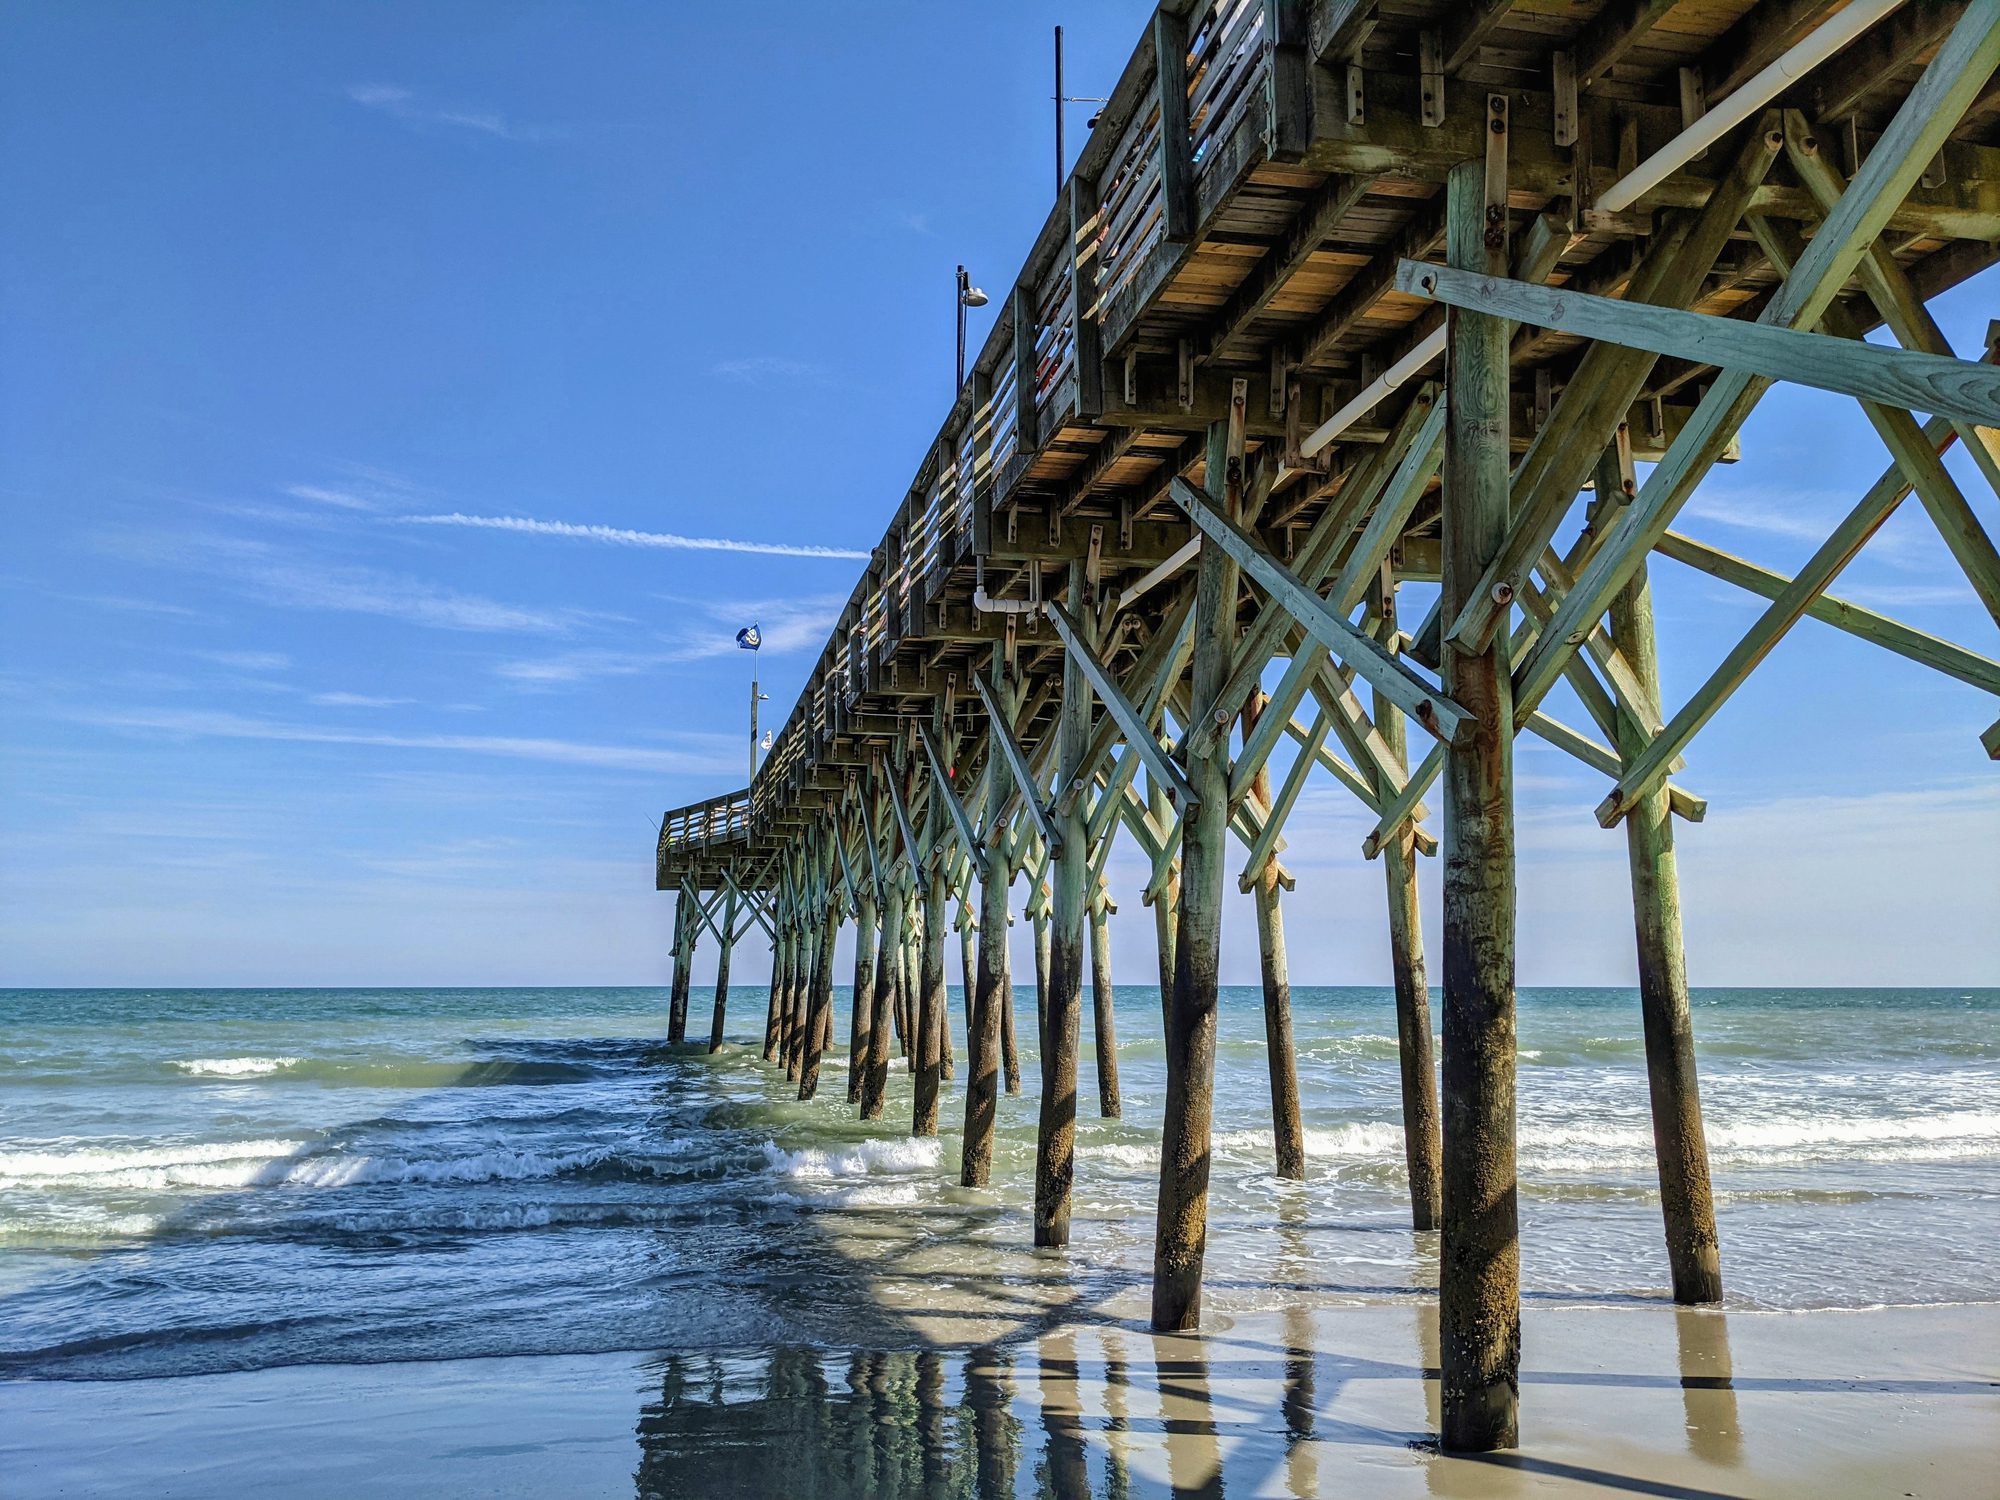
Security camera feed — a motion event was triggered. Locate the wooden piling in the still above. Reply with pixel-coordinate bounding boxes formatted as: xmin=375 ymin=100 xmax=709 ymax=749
xmin=1152 ymin=414 xmax=1240 ymax=1331
xmin=1149 ymin=774 xmax=1179 ymax=1031
xmin=667 ymin=893 xmax=693 ymax=1044
xmin=784 ymin=915 xmax=811 ymax=1083
xmin=1437 ymin=142 xmax=1520 ymax=1452
xmin=707 ymin=889 xmax=737 ymax=1053
xmin=1035 ymin=559 xmax=1093 ymax=1248
xmin=1606 ymin=458 xmax=1722 ymax=1304
xmin=1373 ymin=571 xmax=1444 ymax=1230
xmin=761 ymin=922 xmax=784 ymax=1062
xmin=1032 ymin=903 xmax=1051 ymax=1054
xmin=798 ymin=896 xmax=838 ymax=1100
xmin=860 ymin=878 xmax=905 ymax=1121
xmin=914 ymin=856 xmax=946 ymax=1136
xmin=847 ymin=892 xmax=877 ymax=1105
xmin=1088 ymin=899 xmax=1122 ymax=1119
xmin=1244 ymin=691 xmax=1305 ymax=1179
xmin=963 ymin=653 xmax=1014 ymax=1186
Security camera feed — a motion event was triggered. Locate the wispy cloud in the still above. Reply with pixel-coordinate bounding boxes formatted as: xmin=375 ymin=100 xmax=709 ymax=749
xmin=347 ymin=84 xmax=541 ymax=141
xmin=83 ymin=707 xmax=735 ymax=776
xmin=285 ymin=484 xmax=380 ymax=512
xmin=284 ymin=465 xmax=428 ymax=514
xmin=100 ymin=528 xmax=589 ymax=634
xmin=200 ymin=650 xmax=291 ymax=672
xmin=495 ymin=649 xmax=668 ymax=687
xmin=399 ymin=511 xmax=870 ymax=560
xmin=893 ymin=209 xmax=935 ymax=236
xmin=1836 ymin=581 xmax=1979 ymax=609
xmin=309 ymin=691 xmax=413 ymax=708
xmin=1680 ymin=490 xmax=1841 ymax=545
xmin=712 ymin=356 xmax=842 ymax=388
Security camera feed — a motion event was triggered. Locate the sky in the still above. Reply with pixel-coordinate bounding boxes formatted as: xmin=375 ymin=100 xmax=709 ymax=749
xmin=1 ymin=2 xmax=1995 ymax=989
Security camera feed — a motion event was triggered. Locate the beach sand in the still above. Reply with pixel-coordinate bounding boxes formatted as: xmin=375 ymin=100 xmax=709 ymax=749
xmin=4 ymin=1300 xmax=1994 ymax=1497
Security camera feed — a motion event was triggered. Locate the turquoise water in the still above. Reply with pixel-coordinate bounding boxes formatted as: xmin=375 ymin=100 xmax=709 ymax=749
xmin=2 ymin=985 xmax=1996 ymax=1380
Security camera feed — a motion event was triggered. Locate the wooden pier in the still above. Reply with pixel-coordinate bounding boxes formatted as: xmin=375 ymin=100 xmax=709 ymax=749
xmin=657 ymin=0 xmax=2000 ymax=1451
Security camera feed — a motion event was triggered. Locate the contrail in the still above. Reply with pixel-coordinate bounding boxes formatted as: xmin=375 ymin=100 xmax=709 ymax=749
xmin=400 ymin=511 xmax=870 ymax=560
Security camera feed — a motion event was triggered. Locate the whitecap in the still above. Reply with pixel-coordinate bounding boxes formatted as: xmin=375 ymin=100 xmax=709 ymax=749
xmin=0 ymin=1138 xmax=305 ymax=1187
xmin=758 ymin=1136 xmax=942 ymax=1180
xmin=173 ymin=1057 xmax=303 ymax=1078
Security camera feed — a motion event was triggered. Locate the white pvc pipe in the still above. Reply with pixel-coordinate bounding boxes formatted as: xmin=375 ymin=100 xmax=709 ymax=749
xmin=1117 ymin=536 xmax=1200 ymax=609
xmin=1295 ymin=0 xmax=1908 ymax=458
xmin=971 ymin=557 xmax=1040 ymax=614
xmin=1300 ymin=328 xmax=1447 ymax=459
xmin=1597 ymin=0 xmax=1906 ymax=213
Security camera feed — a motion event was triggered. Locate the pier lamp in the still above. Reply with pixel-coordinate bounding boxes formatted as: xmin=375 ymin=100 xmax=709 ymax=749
xmin=956 ymin=265 xmax=988 ymax=393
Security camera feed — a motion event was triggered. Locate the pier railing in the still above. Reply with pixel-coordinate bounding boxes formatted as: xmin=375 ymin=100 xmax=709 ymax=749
xmin=656 ymin=788 xmax=752 ymax=876
xmin=751 ymin=0 xmax=1276 ymax=828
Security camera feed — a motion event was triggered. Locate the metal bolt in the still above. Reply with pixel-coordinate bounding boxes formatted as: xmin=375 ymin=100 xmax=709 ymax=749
xmin=1490 ymin=581 xmax=1515 ymax=605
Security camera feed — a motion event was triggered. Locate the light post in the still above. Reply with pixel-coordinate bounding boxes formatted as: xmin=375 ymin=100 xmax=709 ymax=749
xmin=956 ymin=265 xmax=988 ymax=393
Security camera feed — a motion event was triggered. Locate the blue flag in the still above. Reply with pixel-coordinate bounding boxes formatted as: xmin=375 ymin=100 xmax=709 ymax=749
xmin=736 ymin=625 xmax=762 ymax=650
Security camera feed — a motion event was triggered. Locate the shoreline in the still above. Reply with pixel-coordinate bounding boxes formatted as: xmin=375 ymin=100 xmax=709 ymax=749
xmin=6 ymin=1300 xmax=1995 ymax=1497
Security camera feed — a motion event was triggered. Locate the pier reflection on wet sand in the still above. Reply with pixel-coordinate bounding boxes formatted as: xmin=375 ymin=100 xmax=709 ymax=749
xmin=629 ymin=1300 xmax=1999 ymax=1499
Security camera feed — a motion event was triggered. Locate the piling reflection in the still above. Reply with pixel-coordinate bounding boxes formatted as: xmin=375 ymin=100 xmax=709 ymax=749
xmin=631 ymin=1304 xmax=1765 ymax=1497
xmin=1674 ymin=1307 xmax=1742 ymax=1466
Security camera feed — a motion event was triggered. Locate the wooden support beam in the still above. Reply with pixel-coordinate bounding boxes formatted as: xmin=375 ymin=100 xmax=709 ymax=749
xmin=1153 ymin=410 xmax=1240 ymax=1333
xmin=1599 ymin=404 xmax=1970 ymax=825
xmin=1445 ymin=122 xmax=1783 ymax=655
xmin=1068 ymin=175 xmax=1105 ymax=420
xmin=861 ymin=827 xmax=907 ymax=1122
xmin=707 ymin=888 xmax=737 ymax=1053
xmin=1654 ymin=531 xmax=2000 ymax=695
xmin=1088 ymin=903 xmax=1121 ymax=1118
xmin=1045 ymin=599 xmax=1200 ymax=811
xmin=1243 ymin=692 xmax=1305 ymax=1179
xmin=798 ymin=865 xmax=840 ymax=1102
xmin=914 ymin=735 xmax=948 ymax=1134
xmin=1191 ymin=386 xmax=1445 ymax=762
xmin=1265 ymin=0 xmax=1313 ymax=161
xmin=1309 ymin=0 xmax=1376 ymax=64
xmin=1036 ymin=560 xmax=1094 ymax=1247
xmin=915 ymin=719 xmax=981 ymax=862
xmin=1606 ymin=449 xmax=1723 ymax=1307
xmin=1153 ymin=7 xmax=1195 ymax=241
xmin=667 ymin=891 xmax=693 ymax=1044
xmin=1168 ymin=475 xmax=1477 ymax=745
xmin=963 ymin=651 xmax=1015 ymax=1185
xmin=1398 ymin=259 xmax=2000 ymax=431
xmin=973 ymin=671 xmax=1065 ymax=858
xmin=1437 ymin=132 xmax=1519 ymax=1454
xmin=1574 ymin=0 xmax=1681 ymax=90
xmin=848 ymin=884 xmax=878 ymax=1105
xmin=1514 ymin=6 xmax=2000 ymax=723
xmin=1372 ymin=569 xmax=1442 ymax=1232
xmin=1441 ymin=0 xmax=1515 ymax=74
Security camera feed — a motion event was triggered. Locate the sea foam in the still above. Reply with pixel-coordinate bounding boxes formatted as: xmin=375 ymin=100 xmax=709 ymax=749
xmin=173 ymin=1057 xmax=303 ymax=1078
xmin=759 ymin=1136 xmax=942 ymax=1180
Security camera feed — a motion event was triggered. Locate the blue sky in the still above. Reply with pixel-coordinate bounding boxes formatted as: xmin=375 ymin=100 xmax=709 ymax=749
xmin=2 ymin=2 xmax=1995 ymax=988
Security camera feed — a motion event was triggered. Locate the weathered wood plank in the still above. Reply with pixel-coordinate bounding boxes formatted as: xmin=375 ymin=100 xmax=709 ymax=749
xmin=1397 ymin=259 xmax=2000 ymax=430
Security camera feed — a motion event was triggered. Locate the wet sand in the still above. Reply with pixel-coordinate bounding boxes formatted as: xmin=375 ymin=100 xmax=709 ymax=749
xmin=4 ymin=1301 xmax=1994 ymax=1498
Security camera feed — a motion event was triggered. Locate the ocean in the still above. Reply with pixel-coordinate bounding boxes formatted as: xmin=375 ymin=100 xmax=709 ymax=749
xmin=2 ymin=984 xmax=1996 ymax=1382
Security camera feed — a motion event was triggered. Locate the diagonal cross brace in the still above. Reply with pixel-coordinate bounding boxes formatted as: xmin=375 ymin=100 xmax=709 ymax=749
xmin=914 ymin=719 xmax=982 ymax=863
xmin=1169 ymin=476 xmax=1476 ymax=746
xmin=1397 ymin=259 xmax=2000 ymax=431
xmin=1512 ymin=2 xmax=2000 ymax=720
xmin=1044 ymin=598 xmax=1200 ymax=812
xmin=971 ymin=671 xmax=1064 ymax=858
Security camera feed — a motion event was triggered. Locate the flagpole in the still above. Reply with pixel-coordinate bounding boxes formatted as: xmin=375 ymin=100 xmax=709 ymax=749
xmin=748 ymin=646 xmax=760 ymax=785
